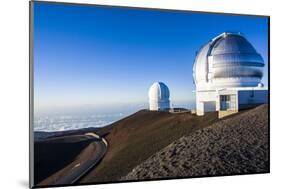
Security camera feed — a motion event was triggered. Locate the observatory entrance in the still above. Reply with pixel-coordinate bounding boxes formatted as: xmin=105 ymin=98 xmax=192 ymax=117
xmin=220 ymin=95 xmax=236 ymax=111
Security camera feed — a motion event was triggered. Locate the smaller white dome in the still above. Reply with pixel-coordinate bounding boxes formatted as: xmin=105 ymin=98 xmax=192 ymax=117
xmin=148 ymin=82 xmax=170 ymax=100
xmin=148 ymin=82 xmax=170 ymax=111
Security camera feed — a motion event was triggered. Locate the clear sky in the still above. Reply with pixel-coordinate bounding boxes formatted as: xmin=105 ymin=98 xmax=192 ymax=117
xmin=34 ymin=2 xmax=268 ymax=112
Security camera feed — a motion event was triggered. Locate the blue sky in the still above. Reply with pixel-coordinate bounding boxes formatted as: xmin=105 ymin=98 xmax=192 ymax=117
xmin=34 ymin=2 xmax=268 ymax=111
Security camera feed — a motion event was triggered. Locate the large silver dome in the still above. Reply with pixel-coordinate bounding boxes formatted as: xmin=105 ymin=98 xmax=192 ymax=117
xmin=193 ymin=32 xmax=264 ymax=90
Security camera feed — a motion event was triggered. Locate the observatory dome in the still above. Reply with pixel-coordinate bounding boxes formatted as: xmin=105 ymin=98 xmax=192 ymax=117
xmin=193 ymin=32 xmax=265 ymax=90
xmin=148 ymin=82 xmax=170 ymax=111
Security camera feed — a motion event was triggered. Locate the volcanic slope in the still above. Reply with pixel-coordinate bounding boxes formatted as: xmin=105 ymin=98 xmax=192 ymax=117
xmin=80 ymin=110 xmax=219 ymax=183
xmin=123 ymin=105 xmax=269 ymax=180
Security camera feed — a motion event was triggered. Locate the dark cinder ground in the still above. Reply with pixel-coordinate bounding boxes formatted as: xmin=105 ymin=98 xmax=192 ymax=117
xmin=122 ymin=105 xmax=269 ymax=180
xmin=80 ymin=108 xmax=219 ymax=183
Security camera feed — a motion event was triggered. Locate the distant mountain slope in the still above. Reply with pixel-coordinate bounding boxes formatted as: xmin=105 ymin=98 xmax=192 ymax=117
xmin=123 ymin=105 xmax=269 ymax=180
xmin=80 ymin=110 xmax=219 ymax=183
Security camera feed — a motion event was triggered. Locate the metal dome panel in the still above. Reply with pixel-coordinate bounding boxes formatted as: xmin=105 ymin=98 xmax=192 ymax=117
xmin=193 ymin=32 xmax=265 ymax=89
xmin=210 ymin=34 xmax=257 ymax=55
xmin=193 ymin=42 xmax=211 ymax=86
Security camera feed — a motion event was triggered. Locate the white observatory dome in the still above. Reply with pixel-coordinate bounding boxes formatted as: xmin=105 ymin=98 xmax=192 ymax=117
xmin=148 ymin=82 xmax=170 ymax=111
xmin=193 ymin=32 xmax=265 ymax=90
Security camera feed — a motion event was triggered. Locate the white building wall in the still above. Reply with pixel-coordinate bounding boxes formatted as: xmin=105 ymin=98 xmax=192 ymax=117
xmin=196 ymin=90 xmax=217 ymax=115
xmin=196 ymin=88 xmax=268 ymax=116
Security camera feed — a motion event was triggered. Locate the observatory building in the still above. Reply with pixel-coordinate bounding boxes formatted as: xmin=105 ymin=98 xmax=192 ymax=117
xmin=148 ymin=82 xmax=170 ymax=111
xmin=193 ymin=32 xmax=268 ymax=118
